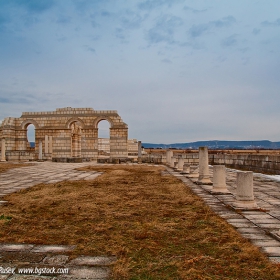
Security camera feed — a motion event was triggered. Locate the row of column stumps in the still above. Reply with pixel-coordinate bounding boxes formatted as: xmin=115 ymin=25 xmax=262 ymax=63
xmin=166 ymin=146 xmax=258 ymax=210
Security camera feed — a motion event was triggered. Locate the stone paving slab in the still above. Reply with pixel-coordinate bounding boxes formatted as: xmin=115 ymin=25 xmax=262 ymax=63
xmin=0 ymin=244 xmax=34 ymax=252
xmin=0 ymin=243 xmax=113 ymax=280
xmin=0 ymin=162 xmax=103 ymax=201
xmin=31 ymin=246 xmax=76 ymax=254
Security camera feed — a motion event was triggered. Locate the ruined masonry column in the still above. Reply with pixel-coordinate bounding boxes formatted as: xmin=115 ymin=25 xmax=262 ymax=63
xmin=45 ymin=135 xmax=49 ymax=154
xmin=49 ymin=136 xmax=53 ymax=154
xmin=1 ymin=138 xmax=6 ymax=162
xmin=233 ymin=171 xmax=258 ymax=209
xmin=170 ymin=157 xmax=176 ymax=168
xmin=166 ymin=150 xmax=169 ymax=165
xmin=138 ymin=141 xmax=142 ymax=162
xmin=212 ymin=165 xmax=229 ymax=193
xmin=38 ymin=140 xmax=43 ymax=161
xmin=197 ymin=146 xmax=212 ymax=185
xmin=166 ymin=150 xmax=173 ymax=166
xmin=177 ymin=158 xmax=184 ymax=171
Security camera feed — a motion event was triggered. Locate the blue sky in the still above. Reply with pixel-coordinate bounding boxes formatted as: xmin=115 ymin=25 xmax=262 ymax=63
xmin=1 ymin=0 xmax=280 ymax=143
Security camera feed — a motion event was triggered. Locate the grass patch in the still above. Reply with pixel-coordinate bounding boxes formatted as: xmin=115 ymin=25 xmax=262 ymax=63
xmin=0 ymin=162 xmax=32 ymax=173
xmin=0 ymin=165 xmax=280 ymax=279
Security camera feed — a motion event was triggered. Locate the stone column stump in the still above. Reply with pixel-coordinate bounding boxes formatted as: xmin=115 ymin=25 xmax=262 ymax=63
xmin=181 ymin=163 xmax=190 ymax=174
xmin=187 ymin=165 xmax=199 ymax=178
xmin=211 ymin=165 xmax=229 ymax=193
xmin=233 ymin=171 xmax=258 ymax=209
xmin=196 ymin=146 xmax=212 ymax=185
xmin=177 ymin=158 xmax=184 ymax=171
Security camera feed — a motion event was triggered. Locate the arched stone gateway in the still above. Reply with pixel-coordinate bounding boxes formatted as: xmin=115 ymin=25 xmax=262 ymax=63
xmin=0 ymin=107 xmax=137 ymax=162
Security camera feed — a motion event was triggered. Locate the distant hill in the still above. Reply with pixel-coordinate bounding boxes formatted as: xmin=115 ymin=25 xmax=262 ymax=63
xmin=142 ymin=140 xmax=280 ymax=149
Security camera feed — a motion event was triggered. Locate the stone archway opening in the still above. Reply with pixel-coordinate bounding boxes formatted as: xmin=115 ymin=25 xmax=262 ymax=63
xmin=97 ymin=120 xmax=110 ymax=158
xmin=27 ymin=124 xmax=35 ymax=149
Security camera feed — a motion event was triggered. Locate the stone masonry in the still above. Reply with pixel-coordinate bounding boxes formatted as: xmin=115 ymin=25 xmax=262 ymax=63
xmin=0 ymin=107 xmax=130 ymax=162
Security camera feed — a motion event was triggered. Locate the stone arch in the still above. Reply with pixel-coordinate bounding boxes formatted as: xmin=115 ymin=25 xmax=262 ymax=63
xmin=93 ymin=116 xmax=114 ymax=129
xmin=66 ymin=118 xmax=84 ymax=158
xmin=19 ymin=119 xmax=39 ymax=150
xmin=65 ymin=117 xmax=85 ymax=129
xmin=21 ymin=119 xmax=39 ymax=130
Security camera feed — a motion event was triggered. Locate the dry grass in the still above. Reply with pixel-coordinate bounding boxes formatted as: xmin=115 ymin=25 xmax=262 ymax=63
xmin=0 ymin=162 xmax=32 ymax=173
xmin=0 ymin=165 xmax=280 ymax=279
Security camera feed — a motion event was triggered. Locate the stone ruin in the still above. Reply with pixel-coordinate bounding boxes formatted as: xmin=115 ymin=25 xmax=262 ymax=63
xmin=0 ymin=107 xmax=140 ymax=163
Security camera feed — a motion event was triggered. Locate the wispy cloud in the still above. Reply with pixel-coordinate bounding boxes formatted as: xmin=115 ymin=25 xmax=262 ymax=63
xmin=0 ymin=92 xmax=47 ymax=105
xmin=261 ymin=18 xmax=280 ymax=27
xmin=221 ymin=34 xmax=238 ymax=47
xmin=146 ymin=14 xmax=183 ymax=44
xmin=12 ymin=0 xmax=56 ymax=13
xmin=120 ymin=10 xmax=145 ymax=30
xmin=252 ymin=28 xmax=260 ymax=35
xmin=138 ymin=0 xmax=183 ymax=10
xmin=188 ymin=16 xmax=236 ymax=38
xmin=0 ymin=14 xmax=10 ymax=32
xmin=84 ymin=45 xmax=96 ymax=53
xmin=183 ymin=5 xmax=208 ymax=13
xmin=210 ymin=16 xmax=236 ymax=28
xmin=161 ymin=58 xmax=172 ymax=63
xmin=188 ymin=24 xmax=209 ymax=38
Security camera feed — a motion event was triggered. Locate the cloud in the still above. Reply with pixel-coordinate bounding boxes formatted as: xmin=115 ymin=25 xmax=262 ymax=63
xmin=12 ymin=0 xmax=56 ymax=13
xmin=120 ymin=10 xmax=144 ymax=30
xmin=100 ymin=10 xmax=112 ymax=17
xmin=56 ymin=15 xmax=72 ymax=25
xmin=261 ymin=18 xmax=280 ymax=27
xmin=84 ymin=45 xmax=96 ymax=53
xmin=0 ymin=97 xmax=11 ymax=103
xmin=221 ymin=34 xmax=238 ymax=47
xmin=210 ymin=16 xmax=236 ymax=28
xmin=188 ymin=16 xmax=236 ymax=38
xmin=0 ymin=92 xmax=46 ymax=105
xmin=138 ymin=0 xmax=183 ymax=10
xmin=146 ymin=14 xmax=183 ymax=44
xmin=0 ymin=14 xmax=10 ymax=32
xmin=161 ymin=58 xmax=172 ymax=63
xmin=188 ymin=24 xmax=209 ymax=38
xmin=115 ymin=28 xmax=126 ymax=40
xmin=252 ymin=28 xmax=260 ymax=35
xmin=183 ymin=6 xmax=208 ymax=13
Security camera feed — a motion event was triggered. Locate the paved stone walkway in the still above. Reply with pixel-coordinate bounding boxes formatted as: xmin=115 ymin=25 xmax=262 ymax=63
xmin=167 ymin=165 xmax=280 ymax=264
xmin=0 ymin=162 xmax=101 ymax=203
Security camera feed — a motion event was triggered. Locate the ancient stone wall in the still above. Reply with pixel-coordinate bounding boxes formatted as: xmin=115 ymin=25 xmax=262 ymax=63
xmin=0 ymin=107 xmax=129 ymax=162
